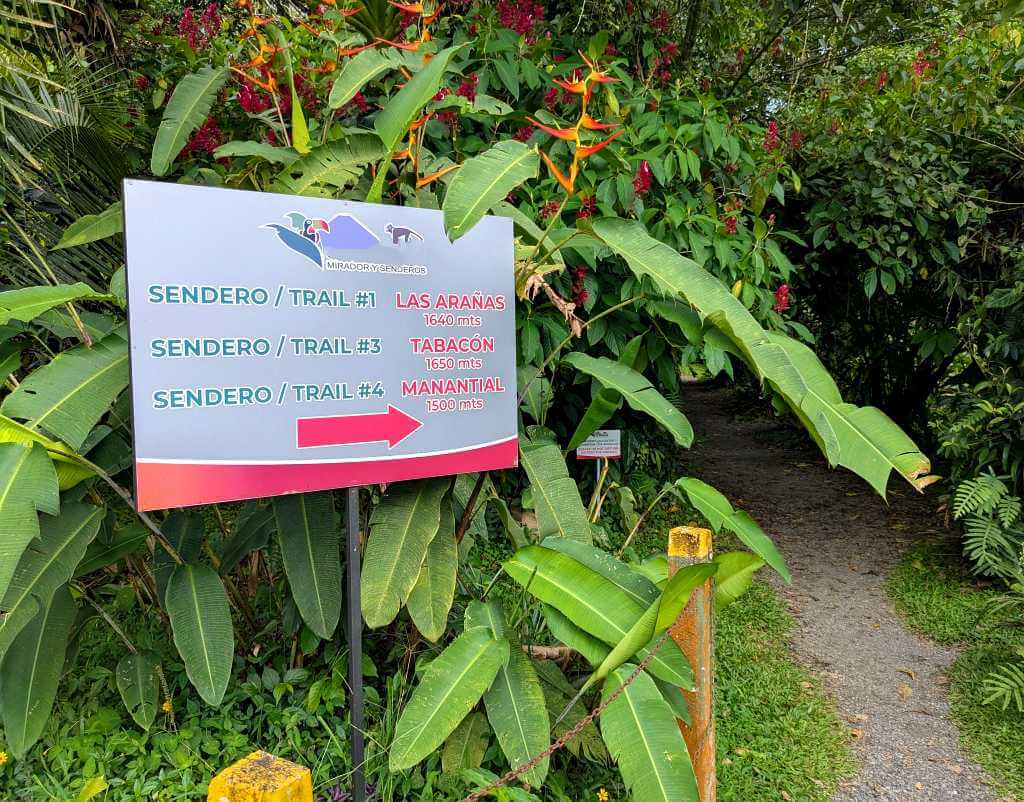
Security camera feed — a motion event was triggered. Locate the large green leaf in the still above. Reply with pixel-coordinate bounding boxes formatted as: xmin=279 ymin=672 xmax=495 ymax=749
xmin=54 ymin=202 xmax=123 ymax=249
xmin=362 ymin=477 xmax=450 ymax=628
xmin=374 ymin=45 xmax=463 ymax=152
xmin=150 ymin=66 xmax=228 ymax=176
xmin=271 ymin=134 xmax=383 ymax=197
xmin=541 ymin=536 xmax=658 ymax=608
xmin=441 ymin=711 xmax=490 ymax=775
xmin=0 ymin=502 xmax=102 ymax=659
xmin=407 ymin=497 xmax=457 ymax=642
xmin=676 ymin=477 xmax=790 ymax=583
xmin=165 ymin=564 xmax=233 ymax=706
xmin=443 ymin=140 xmax=539 ymax=241
xmin=0 ymin=414 xmax=95 ymax=490
xmin=469 ymin=601 xmax=551 ymax=787
xmin=389 ymin=626 xmax=509 ymax=770
xmin=274 ymin=492 xmax=342 ymax=639
xmin=519 ymin=433 xmax=592 ymax=543
xmin=535 ymin=660 xmax=608 ymax=762
xmin=0 ymin=283 xmax=113 ymax=325
xmin=0 ymin=442 xmax=59 ymax=601
xmin=75 ymin=523 xmax=148 ymax=577
xmin=541 ymin=603 xmax=610 ymax=665
xmin=504 ymin=546 xmax=690 ymax=687
xmin=562 ymin=353 xmax=693 ymax=448
xmin=0 ymin=585 xmax=76 ymax=758
xmin=116 ymin=651 xmax=160 ymax=731
xmin=213 ymin=141 xmax=299 ymax=165
xmin=218 ymin=503 xmax=275 ymax=574
xmin=328 ymin=48 xmax=399 ymax=108
xmin=1 ymin=333 xmax=129 ymax=450
xmin=591 ymin=217 xmax=932 ymax=496
xmin=600 ymin=666 xmax=699 ymax=802
xmin=155 ymin=510 xmax=205 ymax=603
xmin=567 ymin=334 xmax=645 ymax=450
xmin=714 ymin=551 xmax=764 ymax=608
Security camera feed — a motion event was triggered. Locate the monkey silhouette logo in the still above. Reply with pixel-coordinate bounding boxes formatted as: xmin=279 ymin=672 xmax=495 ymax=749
xmin=385 ymin=223 xmax=423 ymax=245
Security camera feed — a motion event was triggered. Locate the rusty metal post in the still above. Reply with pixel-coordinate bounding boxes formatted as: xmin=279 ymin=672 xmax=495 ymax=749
xmin=668 ymin=525 xmax=715 ymax=802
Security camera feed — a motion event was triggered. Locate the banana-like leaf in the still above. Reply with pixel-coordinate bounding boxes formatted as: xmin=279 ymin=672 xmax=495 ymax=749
xmin=150 ymin=66 xmax=228 ymax=176
xmin=407 ymin=496 xmax=457 ymax=642
xmin=0 ymin=502 xmax=102 ymax=659
xmin=362 ymin=477 xmax=450 ymax=628
xmin=469 ymin=601 xmax=551 ymax=787
xmin=54 ymin=202 xmax=123 ymax=249
xmin=562 ymin=353 xmax=693 ymax=448
xmin=0 ymin=414 xmax=95 ymax=490
xmin=218 ymin=503 xmax=276 ymax=574
xmin=266 ymin=24 xmax=311 ymax=155
xmin=542 ymin=603 xmax=610 ymax=665
xmin=676 ymin=477 xmax=790 ymax=582
xmin=443 ymin=140 xmax=539 ymax=241
xmin=714 ymin=551 xmax=764 ymax=608
xmin=591 ymin=217 xmax=933 ymax=496
xmin=375 ymin=45 xmax=464 ymax=152
xmin=567 ymin=334 xmax=645 ymax=450
xmin=1 ymin=333 xmax=129 ymax=450
xmin=329 ymin=48 xmax=399 ymax=108
xmin=75 ymin=523 xmax=148 ymax=577
xmin=504 ymin=546 xmax=690 ymax=687
xmin=519 ymin=433 xmax=592 ymax=543
xmin=389 ymin=626 xmax=509 ymax=770
xmin=0 ymin=442 xmax=59 ymax=601
xmin=600 ymin=666 xmax=700 ymax=802
xmin=0 ymin=585 xmax=76 ymax=758
xmin=155 ymin=510 xmax=205 ymax=603
xmin=586 ymin=563 xmax=714 ymax=692
xmin=535 ymin=660 xmax=608 ymax=762
xmin=488 ymin=496 xmax=529 ymax=548
xmin=274 ymin=491 xmax=342 ymax=639
xmin=116 ymin=651 xmax=160 ymax=730
xmin=441 ymin=711 xmax=490 ymax=775
xmin=213 ymin=141 xmax=299 ymax=165
xmin=541 ymin=536 xmax=658 ymax=608
xmin=165 ymin=564 xmax=233 ymax=706
xmin=0 ymin=283 xmax=113 ymax=325
xmin=271 ymin=133 xmax=383 ymax=197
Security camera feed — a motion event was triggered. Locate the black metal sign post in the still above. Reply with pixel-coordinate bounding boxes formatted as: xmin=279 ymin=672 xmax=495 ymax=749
xmin=346 ymin=487 xmax=365 ymax=802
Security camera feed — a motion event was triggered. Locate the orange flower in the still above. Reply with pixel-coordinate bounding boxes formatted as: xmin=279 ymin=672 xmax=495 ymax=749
xmin=388 ymin=0 xmax=422 ymax=11
xmin=527 ymin=116 xmax=577 ymax=141
xmin=540 ymin=150 xmax=575 ymax=193
xmin=553 ymin=77 xmax=587 ymax=94
xmin=576 ymin=129 xmax=623 ymax=158
xmin=416 ymin=163 xmax=459 ymax=187
xmin=580 ymin=113 xmax=615 ymax=130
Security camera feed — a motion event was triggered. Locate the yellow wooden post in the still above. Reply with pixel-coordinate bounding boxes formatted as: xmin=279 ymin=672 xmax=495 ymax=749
xmin=668 ymin=525 xmax=715 ymax=802
xmin=207 ymin=751 xmax=313 ymax=802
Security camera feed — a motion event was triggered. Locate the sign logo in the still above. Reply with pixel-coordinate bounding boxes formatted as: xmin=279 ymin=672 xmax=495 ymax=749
xmin=263 ymin=211 xmax=380 ymax=269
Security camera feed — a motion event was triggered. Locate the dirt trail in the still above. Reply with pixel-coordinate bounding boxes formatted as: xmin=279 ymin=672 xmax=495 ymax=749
xmin=685 ymin=385 xmax=996 ymax=802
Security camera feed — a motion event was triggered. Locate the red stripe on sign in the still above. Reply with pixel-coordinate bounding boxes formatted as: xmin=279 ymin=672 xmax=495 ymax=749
xmin=134 ymin=437 xmax=518 ymax=511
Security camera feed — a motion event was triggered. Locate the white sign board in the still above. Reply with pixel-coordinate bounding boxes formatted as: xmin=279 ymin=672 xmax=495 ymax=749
xmin=576 ymin=429 xmax=622 ymax=460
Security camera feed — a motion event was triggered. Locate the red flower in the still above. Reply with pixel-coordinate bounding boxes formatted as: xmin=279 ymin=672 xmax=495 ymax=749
xmin=912 ymin=51 xmax=931 ymax=77
xmin=438 ymin=110 xmax=458 ymax=126
xmin=238 ymin=83 xmax=271 ymax=113
xmin=570 ymin=265 xmax=588 ymax=307
xmin=543 ymin=87 xmax=559 ymax=109
xmin=266 ymin=129 xmax=277 ymax=144
xmin=773 ymin=283 xmax=790 ymax=312
xmin=767 ymin=213 xmax=776 ymax=227
xmin=877 ymin=70 xmax=889 ymax=90
xmin=830 ymin=118 xmax=840 ymax=133
xmin=179 ymin=3 xmax=220 ymax=50
xmin=135 ymin=75 xmax=150 ymax=90
xmin=735 ymin=47 xmax=745 ymax=65
xmin=788 ymin=128 xmax=803 ymax=150
xmin=540 ymin=200 xmax=561 ymax=218
xmin=663 ymin=42 xmax=679 ymax=62
xmin=651 ymin=9 xmax=670 ymax=32
xmin=633 ymin=160 xmax=653 ymax=195
xmin=496 ymin=0 xmax=545 ymax=37
xmin=351 ymin=91 xmax=370 ymax=113
xmin=576 ymin=195 xmax=597 ymax=220
xmin=605 ymin=42 xmax=618 ymax=56
xmin=763 ymin=119 xmax=780 ymax=153
xmin=513 ymin=125 xmax=533 ymax=142
xmin=723 ymin=215 xmax=737 ymax=235
xmin=724 ymin=162 xmax=737 ymax=174
xmin=455 ymin=73 xmax=479 ymax=103
xmin=180 ymin=115 xmax=223 ymax=157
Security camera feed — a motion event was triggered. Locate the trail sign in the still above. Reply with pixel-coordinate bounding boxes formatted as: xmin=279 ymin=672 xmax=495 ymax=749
xmin=123 ymin=180 xmax=517 ymax=511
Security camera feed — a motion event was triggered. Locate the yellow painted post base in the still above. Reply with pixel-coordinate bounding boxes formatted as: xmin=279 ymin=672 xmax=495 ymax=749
xmin=207 ymin=751 xmax=313 ymax=802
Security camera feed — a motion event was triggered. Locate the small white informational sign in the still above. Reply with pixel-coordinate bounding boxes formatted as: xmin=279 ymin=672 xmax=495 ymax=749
xmin=576 ymin=429 xmax=622 ymax=460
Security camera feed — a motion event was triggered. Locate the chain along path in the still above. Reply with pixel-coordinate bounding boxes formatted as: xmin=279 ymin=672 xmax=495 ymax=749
xmin=684 ymin=385 xmax=997 ymax=802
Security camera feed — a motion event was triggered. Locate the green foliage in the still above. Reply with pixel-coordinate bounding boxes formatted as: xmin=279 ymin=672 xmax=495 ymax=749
xmin=54 ymin=202 xmax=124 ymax=250
xmin=165 ymin=565 xmax=233 ymax=707
xmin=115 ymin=652 xmax=161 ymax=731
xmin=150 ymin=66 xmax=228 ymax=176
xmin=518 ymin=434 xmax=592 ymax=543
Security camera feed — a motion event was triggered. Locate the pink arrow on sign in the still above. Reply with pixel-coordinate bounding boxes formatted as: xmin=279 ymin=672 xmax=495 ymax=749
xmin=296 ymin=405 xmax=424 ymax=449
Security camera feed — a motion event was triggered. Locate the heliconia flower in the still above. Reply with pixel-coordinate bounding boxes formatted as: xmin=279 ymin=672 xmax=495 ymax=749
xmin=723 ymin=215 xmax=737 ymax=235
xmin=527 ymin=116 xmax=577 ymax=141
xmin=633 ymin=160 xmax=653 ymax=194
xmin=540 ymin=150 xmax=575 ymax=193
xmin=388 ymin=0 xmax=422 ymax=12
xmin=416 ymin=163 xmax=459 ymax=187
xmin=763 ymin=119 xmax=780 ymax=153
xmin=338 ymin=42 xmax=378 ymax=56
xmin=577 ymin=129 xmax=623 ymax=158
xmin=553 ymin=77 xmax=587 ymax=95
xmin=580 ymin=113 xmax=615 ymax=130
xmin=773 ymin=283 xmax=790 ymax=312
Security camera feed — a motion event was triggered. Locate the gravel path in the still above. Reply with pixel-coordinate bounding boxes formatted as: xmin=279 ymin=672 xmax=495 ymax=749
xmin=685 ymin=385 xmax=997 ymax=802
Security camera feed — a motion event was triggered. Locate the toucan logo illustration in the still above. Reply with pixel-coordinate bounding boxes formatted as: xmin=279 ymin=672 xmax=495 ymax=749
xmin=263 ymin=211 xmax=380 ymax=268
